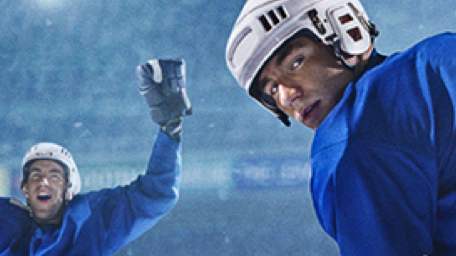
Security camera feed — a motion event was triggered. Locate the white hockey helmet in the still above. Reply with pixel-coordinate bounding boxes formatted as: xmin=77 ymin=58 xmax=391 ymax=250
xmin=226 ymin=0 xmax=377 ymax=125
xmin=21 ymin=142 xmax=81 ymax=200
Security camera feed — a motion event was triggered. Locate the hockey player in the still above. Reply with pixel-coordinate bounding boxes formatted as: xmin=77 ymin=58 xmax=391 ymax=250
xmin=0 ymin=58 xmax=192 ymax=256
xmin=226 ymin=0 xmax=456 ymax=255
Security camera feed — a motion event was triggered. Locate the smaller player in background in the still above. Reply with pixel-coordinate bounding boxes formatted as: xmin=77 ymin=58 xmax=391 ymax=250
xmin=0 ymin=58 xmax=191 ymax=256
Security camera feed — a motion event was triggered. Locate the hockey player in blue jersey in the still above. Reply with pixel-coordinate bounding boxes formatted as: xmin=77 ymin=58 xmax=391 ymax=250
xmin=226 ymin=0 xmax=456 ymax=255
xmin=0 ymin=58 xmax=192 ymax=256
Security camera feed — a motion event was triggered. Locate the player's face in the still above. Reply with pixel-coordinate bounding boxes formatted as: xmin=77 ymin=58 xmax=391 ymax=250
xmin=22 ymin=160 xmax=68 ymax=225
xmin=258 ymin=35 xmax=354 ymax=130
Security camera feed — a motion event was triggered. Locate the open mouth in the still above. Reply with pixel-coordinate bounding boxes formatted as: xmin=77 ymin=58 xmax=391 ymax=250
xmin=37 ymin=194 xmax=52 ymax=202
xmin=302 ymin=100 xmax=320 ymax=119
xmin=303 ymin=105 xmax=313 ymax=116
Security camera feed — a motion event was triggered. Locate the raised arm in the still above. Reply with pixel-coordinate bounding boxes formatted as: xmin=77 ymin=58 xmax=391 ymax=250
xmin=74 ymin=58 xmax=192 ymax=255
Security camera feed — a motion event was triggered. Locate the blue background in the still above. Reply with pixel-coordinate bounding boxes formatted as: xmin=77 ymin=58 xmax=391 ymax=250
xmin=1 ymin=0 xmax=455 ymax=255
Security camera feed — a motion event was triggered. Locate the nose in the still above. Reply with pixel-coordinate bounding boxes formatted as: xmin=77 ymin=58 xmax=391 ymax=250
xmin=277 ymin=83 xmax=298 ymax=108
xmin=39 ymin=177 xmax=50 ymax=186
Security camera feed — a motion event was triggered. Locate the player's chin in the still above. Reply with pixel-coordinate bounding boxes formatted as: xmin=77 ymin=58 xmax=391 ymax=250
xmin=302 ymin=121 xmax=318 ymax=130
xmin=294 ymin=113 xmax=318 ymax=130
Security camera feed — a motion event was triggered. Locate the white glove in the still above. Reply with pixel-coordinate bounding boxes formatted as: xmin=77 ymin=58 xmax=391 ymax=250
xmin=136 ymin=58 xmax=192 ymax=141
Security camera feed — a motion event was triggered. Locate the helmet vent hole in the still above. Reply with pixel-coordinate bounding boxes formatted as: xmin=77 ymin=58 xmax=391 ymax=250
xmin=259 ymin=15 xmax=272 ymax=32
xmin=277 ymin=6 xmax=287 ymax=19
xmin=308 ymin=9 xmax=326 ymax=35
xmin=258 ymin=6 xmax=288 ymax=33
xmin=347 ymin=27 xmax=362 ymax=41
xmin=268 ymin=10 xmax=279 ymax=25
xmin=338 ymin=14 xmax=353 ymax=24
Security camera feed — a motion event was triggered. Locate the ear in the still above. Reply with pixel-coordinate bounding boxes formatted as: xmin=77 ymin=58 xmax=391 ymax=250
xmin=22 ymin=184 xmax=29 ymax=199
xmin=65 ymin=182 xmax=73 ymax=201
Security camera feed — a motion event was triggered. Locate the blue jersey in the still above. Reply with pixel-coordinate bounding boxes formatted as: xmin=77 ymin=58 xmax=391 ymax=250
xmin=311 ymin=33 xmax=456 ymax=256
xmin=0 ymin=131 xmax=181 ymax=256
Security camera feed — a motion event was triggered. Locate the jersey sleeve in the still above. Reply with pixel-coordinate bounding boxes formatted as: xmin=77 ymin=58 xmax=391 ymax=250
xmin=0 ymin=198 xmax=31 ymax=253
xmin=74 ymin=130 xmax=181 ymax=254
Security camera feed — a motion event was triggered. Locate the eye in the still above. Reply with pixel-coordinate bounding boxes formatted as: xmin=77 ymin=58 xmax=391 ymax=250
xmin=290 ymin=56 xmax=304 ymax=70
xmin=263 ymin=82 xmax=278 ymax=97
xmin=50 ymin=172 xmax=64 ymax=181
xmin=30 ymin=173 xmax=41 ymax=180
xmin=270 ymin=83 xmax=278 ymax=96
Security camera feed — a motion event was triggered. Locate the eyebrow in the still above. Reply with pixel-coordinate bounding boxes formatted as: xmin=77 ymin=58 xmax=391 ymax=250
xmin=275 ymin=45 xmax=294 ymax=67
xmin=50 ymin=169 xmax=64 ymax=174
xmin=258 ymin=42 xmax=301 ymax=93
xmin=29 ymin=168 xmax=63 ymax=174
xmin=29 ymin=167 xmax=42 ymax=172
xmin=275 ymin=40 xmax=307 ymax=67
xmin=258 ymin=39 xmax=309 ymax=93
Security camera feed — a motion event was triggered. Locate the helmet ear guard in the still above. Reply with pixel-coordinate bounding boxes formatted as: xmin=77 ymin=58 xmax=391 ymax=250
xmin=325 ymin=2 xmax=373 ymax=55
xmin=226 ymin=0 xmax=378 ymax=126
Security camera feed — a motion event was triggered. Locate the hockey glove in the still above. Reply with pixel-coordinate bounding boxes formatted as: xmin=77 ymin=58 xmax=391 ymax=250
xmin=136 ymin=58 xmax=192 ymax=141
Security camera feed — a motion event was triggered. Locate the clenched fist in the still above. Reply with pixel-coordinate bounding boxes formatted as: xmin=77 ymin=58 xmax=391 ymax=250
xmin=136 ymin=58 xmax=192 ymax=141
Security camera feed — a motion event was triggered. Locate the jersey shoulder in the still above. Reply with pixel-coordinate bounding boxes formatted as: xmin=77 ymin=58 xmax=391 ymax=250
xmin=405 ymin=32 xmax=456 ymax=61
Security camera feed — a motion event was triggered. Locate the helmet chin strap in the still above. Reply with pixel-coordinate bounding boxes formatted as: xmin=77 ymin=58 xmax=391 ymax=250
xmin=332 ymin=38 xmax=377 ymax=80
xmin=332 ymin=39 xmax=355 ymax=70
xmin=278 ymin=111 xmax=291 ymax=126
